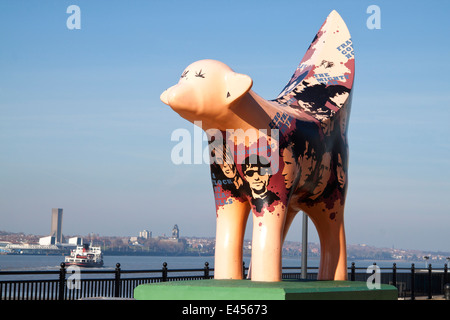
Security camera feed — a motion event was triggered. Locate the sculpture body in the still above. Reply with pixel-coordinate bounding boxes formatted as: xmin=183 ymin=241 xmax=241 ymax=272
xmin=161 ymin=10 xmax=354 ymax=282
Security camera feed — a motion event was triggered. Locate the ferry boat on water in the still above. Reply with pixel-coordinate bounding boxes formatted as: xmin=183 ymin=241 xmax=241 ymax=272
xmin=64 ymin=244 xmax=104 ymax=267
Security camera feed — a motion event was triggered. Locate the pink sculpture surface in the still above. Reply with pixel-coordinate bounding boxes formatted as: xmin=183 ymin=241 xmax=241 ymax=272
xmin=161 ymin=10 xmax=355 ymax=281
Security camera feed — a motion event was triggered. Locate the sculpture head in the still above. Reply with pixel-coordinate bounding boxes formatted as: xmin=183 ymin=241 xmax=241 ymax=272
xmin=160 ymin=59 xmax=253 ymax=125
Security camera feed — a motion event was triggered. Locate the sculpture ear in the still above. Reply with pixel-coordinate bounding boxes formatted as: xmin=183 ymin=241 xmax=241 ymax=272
xmin=225 ymin=72 xmax=253 ymax=105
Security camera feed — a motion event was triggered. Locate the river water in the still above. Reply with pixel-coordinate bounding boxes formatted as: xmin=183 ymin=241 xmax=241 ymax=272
xmin=0 ymin=254 xmax=434 ymax=272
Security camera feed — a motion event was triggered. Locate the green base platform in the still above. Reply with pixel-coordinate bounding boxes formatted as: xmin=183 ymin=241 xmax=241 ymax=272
xmin=134 ymin=279 xmax=398 ymax=300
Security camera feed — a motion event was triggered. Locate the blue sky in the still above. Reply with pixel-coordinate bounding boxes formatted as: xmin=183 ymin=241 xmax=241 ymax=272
xmin=1 ymin=1 xmax=449 ymax=252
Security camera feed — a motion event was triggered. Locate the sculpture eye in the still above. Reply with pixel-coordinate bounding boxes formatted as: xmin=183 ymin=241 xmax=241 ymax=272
xmin=181 ymin=70 xmax=189 ymax=79
xmin=195 ymin=69 xmax=205 ymax=78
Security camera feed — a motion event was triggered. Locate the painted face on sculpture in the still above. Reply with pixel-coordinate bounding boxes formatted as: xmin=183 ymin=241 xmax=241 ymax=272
xmin=282 ymin=144 xmax=299 ymax=189
xmin=336 ymin=153 xmax=346 ymax=189
xmin=244 ymin=165 xmax=270 ymax=196
xmin=221 ymin=162 xmax=236 ymax=179
xmin=311 ymin=152 xmax=332 ymax=199
xmin=298 ymin=141 xmax=316 ymax=186
xmin=214 ymin=144 xmax=237 ymax=179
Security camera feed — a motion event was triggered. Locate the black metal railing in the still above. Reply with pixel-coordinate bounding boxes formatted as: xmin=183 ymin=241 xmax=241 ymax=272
xmin=348 ymin=262 xmax=449 ymax=300
xmin=1 ymin=262 xmax=449 ymax=300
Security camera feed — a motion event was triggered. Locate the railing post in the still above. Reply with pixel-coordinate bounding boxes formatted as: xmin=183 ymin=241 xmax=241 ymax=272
xmin=392 ymin=263 xmax=397 ymax=288
xmin=162 ymin=262 xmax=168 ymax=282
xmin=427 ymin=264 xmax=432 ymax=299
xmin=444 ymin=283 xmax=450 ymax=300
xmin=444 ymin=264 xmax=448 ymax=286
xmin=410 ymin=263 xmax=415 ymax=300
xmin=58 ymin=262 xmax=66 ymax=301
xmin=114 ymin=263 xmax=121 ymax=297
xmin=242 ymin=261 xmax=246 ymax=279
xmin=351 ymin=262 xmax=355 ymax=281
xmin=204 ymin=262 xmax=210 ymax=279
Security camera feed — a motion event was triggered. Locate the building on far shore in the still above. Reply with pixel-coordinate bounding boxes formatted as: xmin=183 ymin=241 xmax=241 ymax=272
xmin=0 ymin=208 xmax=83 ymax=255
xmin=139 ymin=230 xmax=152 ymax=239
xmin=172 ymin=225 xmax=179 ymax=240
xmin=51 ymin=208 xmax=64 ymax=244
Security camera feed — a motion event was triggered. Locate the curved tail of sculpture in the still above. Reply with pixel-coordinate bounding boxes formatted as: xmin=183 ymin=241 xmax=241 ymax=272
xmin=274 ymin=10 xmax=355 ymax=129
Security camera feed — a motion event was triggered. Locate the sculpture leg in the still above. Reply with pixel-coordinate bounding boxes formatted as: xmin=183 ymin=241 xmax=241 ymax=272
xmin=281 ymin=207 xmax=299 ymax=243
xmin=214 ymin=200 xmax=251 ymax=279
xmin=303 ymin=204 xmax=347 ymax=280
xmin=250 ymin=205 xmax=286 ymax=282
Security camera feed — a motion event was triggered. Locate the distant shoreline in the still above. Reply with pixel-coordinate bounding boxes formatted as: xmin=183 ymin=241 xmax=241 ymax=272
xmin=1 ymin=251 xmax=446 ymax=266
xmin=2 ymin=231 xmax=449 ymax=265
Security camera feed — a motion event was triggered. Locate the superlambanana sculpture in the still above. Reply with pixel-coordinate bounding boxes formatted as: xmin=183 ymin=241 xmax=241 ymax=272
xmin=161 ymin=10 xmax=355 ymax=281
